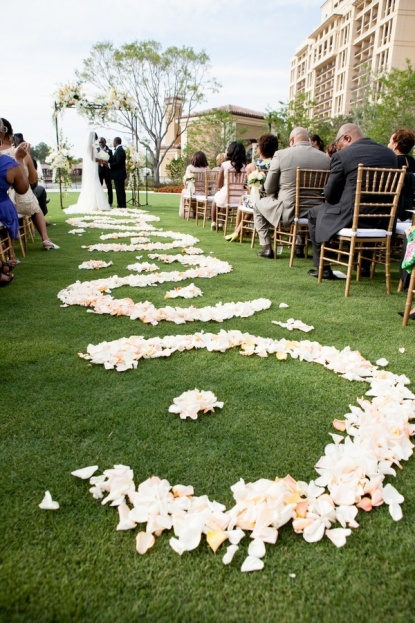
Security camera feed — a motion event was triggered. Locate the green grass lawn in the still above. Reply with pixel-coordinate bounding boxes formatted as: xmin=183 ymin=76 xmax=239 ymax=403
xmin=1 ymin=191 xmax=415 ymax=623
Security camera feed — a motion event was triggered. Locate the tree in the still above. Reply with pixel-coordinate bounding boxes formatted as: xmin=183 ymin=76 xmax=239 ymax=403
xmin=185 ymin=108 xmax=238 ymax=165
xmin=31 ymin=142 xmax=52 ymax=163
xmin=77 ymin=40 xmax=220 ymax=183
xmin=351 ymin=60 xmax=415 ymax=145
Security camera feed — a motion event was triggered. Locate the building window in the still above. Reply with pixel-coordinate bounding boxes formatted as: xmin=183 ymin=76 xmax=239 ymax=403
xmin=384 ymin=0 xmax=396 ymax=18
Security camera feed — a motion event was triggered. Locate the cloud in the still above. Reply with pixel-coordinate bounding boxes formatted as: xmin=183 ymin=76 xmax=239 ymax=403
xmin=2 ymin=0 xmax=322 ymax=156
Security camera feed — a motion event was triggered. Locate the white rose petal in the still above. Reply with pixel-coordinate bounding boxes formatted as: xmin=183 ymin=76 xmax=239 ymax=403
xmin=326 ymin=528 xmax=351 ymax=547
xmin=71 ymin=465 xmax=99 ymax=480
xmin=39 ymin=491 xmax=59 ymax=510
xmin=248 ymin=538 xmax=266 ymax=559
xmin=241 ymin=555 xmax=264 ymax=573
xmin=222 ymin=545 xmax=239 ymax=565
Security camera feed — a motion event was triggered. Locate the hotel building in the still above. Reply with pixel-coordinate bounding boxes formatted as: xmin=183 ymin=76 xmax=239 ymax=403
xmin=289 ymin=0 xmax=415 ymax=119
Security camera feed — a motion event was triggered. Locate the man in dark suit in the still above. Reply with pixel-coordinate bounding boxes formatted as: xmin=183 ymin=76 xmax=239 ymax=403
xmin=307 ymin=123 xmax=399 ymax=279
xmin=108 ymin=137 xmax=127 ymax=208
xmin=98 ymin=137 xmax=113 ymax=206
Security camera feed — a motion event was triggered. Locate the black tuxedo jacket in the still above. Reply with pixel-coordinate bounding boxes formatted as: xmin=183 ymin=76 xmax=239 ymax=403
xmin=110 ymin=145 xmax=127 ymax=181
xmin=316 ymin=138 xmax=399 ymax=243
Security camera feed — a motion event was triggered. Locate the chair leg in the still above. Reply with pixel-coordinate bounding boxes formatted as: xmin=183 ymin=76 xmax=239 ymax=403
xmin=289 ymin=222 xmax=298 ymax=268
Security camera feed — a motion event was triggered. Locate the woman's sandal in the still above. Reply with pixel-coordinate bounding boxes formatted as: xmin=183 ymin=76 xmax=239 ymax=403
xmin=43 ymin=240 xmax=60 ymax=250
xmin=0 ymin=272 xmax=14 ymax=287
xmin=0 ymin=260 xmax=14 ymax=275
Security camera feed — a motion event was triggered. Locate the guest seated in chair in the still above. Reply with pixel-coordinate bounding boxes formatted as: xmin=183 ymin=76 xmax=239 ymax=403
xmin=224 ymin=133 xmax=279 ymax=242
xmin=211 ymin=141 xmax=246 ymax=229
xmin=179 ymin=151 xmax=209 ymax=218
xmin=14 ymin=132 xmax=49 ymax=218
xmin=389 ymin=128 xmax=415 ymax=290
xmin=307 ymin=123 xmax=399 ymax=280
xmin=0 ymin=117 xmax=30 ymax=275
xmin=253 ymin=127 xmax=330 ymax=259
xmin=0 ymin=119 xmax=59 ymax=250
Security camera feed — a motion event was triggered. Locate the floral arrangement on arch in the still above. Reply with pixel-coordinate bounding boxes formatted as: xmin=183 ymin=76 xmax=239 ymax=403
xmin=125 ymin=145 xmax=142 ymax=188
xmin=45 ymin=135 xmax=76 ymax=191
xmin=54 ymin=82 xmax=90 ymax=114
xmin=54 ymin=83 xmax=137 ymax=119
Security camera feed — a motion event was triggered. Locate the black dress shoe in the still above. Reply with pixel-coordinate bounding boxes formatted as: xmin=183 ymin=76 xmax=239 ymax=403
xmin=295 ymin=247 xmax=305 ymax=258
xmin=398 ymin=311 xmax=415 ymax=320
xmin=258 ymin=248 xmax=274 ymax=259
xmin=308 ymin=268 xmax=338 ymax=280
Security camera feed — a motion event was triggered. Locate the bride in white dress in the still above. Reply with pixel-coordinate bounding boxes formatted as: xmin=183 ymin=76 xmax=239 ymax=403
xmin=65 ymin=131 xmax=111 ymax=214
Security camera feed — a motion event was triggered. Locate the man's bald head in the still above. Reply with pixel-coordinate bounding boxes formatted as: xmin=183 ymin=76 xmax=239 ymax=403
xmin=289 ymin=127 xmax=310 ymax=144
xmin=335 ymin=124 xmax=364 ymax=151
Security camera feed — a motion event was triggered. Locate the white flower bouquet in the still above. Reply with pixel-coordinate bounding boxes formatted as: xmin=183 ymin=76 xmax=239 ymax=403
xmin=97 ymin=151 xmax=110 ymax=162
xmin=247 ymin=170 xmax=266 ymax=186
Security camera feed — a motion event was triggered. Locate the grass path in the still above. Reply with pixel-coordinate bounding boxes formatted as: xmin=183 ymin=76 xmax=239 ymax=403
xmin=1 ymin=192 xmax=415 ymax=623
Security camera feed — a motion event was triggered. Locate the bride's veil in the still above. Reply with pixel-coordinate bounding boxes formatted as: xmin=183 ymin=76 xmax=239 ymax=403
xmin=76 ymin=131 xmax=98 ymax=208
xmin=65 ymin=129 xmax=110 ymax=213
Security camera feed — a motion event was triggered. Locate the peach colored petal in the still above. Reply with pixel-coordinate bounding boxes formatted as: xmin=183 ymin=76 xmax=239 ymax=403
xmin=332 ymin=419 xmax=346 ymax=432
xmin=136 ymin=532 xmax=155 ymax=554
xmin=295 ymin=500 xmax=309 ymax=518
xmin=357 ymin=497 xmax=373 ymax=512
xmin=206 ymin=530 xmax=228 ymax=553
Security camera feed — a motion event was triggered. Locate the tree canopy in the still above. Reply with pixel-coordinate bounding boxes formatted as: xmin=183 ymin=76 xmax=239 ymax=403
xmin=31 ymin=142 xmax=52 ymax=163
xmin=77 ymin=40 xmax=220 ymax=182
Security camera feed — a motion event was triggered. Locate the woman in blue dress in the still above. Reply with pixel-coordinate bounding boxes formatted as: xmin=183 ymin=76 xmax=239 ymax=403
xmin=0 ymin=119 xmax=29 ymax=284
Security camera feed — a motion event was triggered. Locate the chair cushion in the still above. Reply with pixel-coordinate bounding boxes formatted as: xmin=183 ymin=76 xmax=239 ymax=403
xmin=337 ymin=228 xmax=388 ymax=238
xmin=395 ymin=220 xmax=411 ymax=235
xmin=239 ymin=207 xmax=254 ymax=214
xmin=296 ymin=217 xmax=309 ymax=224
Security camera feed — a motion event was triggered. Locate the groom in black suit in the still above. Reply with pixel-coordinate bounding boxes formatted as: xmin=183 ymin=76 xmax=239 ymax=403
xmin=307 ymin=123 xmax=399 ymax=279
xmin=109 ymin=137 xmax=127 ymax=208
xmin=98 ymin=137 xmax=113 ymax=206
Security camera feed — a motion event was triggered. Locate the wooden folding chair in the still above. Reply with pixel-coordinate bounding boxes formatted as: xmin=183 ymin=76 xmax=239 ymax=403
xmin=0 ymin=224 xmax=14 ymax=262
xmin=216 ymin=170 xmax=247 ymax=235
xmin=183 ymin=172 xmax=206 ymax=220
xmin=239 ymin=205 xmax=256 ymax=246
xmin=195 ymin=171 xmax=218 ymax=227
xmin=273 ymin=168 xmax=329 ymax=265
xmin=402 ymin=265 xmax=415 ymax=326
xmin=318 ymin=164 xmax=407 ymax=296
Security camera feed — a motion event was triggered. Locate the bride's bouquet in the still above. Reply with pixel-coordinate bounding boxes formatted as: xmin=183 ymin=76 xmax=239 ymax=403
xmin=97 ymin=151 xmax=110 ymax=162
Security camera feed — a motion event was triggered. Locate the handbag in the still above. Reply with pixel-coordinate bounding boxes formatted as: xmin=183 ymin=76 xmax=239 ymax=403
xmin=402 ymin=226 xmax=415 ymax=271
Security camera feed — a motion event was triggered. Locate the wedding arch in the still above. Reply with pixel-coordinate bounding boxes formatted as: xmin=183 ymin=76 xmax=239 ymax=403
xmin=52 ymin=82 xmax=142 ymax=209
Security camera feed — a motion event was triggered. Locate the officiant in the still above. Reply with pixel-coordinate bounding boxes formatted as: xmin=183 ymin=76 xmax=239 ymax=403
xmin=98 ymin=137 xmax=113 ymax=206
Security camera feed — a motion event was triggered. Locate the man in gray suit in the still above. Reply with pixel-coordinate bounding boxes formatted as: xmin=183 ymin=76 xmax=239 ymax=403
xmin=253 ymin=127 xmax=330 ymax=258
xmin=307 ymin=123 xmax=399 ymax=279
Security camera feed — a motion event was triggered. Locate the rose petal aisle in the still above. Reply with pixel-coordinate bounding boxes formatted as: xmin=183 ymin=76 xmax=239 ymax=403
xmin=62 ymin=207 xmax=414 ymax=574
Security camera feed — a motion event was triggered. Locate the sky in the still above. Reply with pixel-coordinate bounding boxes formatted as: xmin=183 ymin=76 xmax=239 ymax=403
xmin=2 ymin=0 xmax=323 ymax=158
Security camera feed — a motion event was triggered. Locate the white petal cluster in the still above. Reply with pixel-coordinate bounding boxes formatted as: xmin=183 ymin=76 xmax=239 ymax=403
xmin=272 ymin=318 xmax=314 ymax=332
xmin=168 ymin=389 xmax=224 ymax=420
xmin=78 ymin=260 xmax=114 ymax=270
xmin=165 ymin=284 xmax=203 ymax=299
